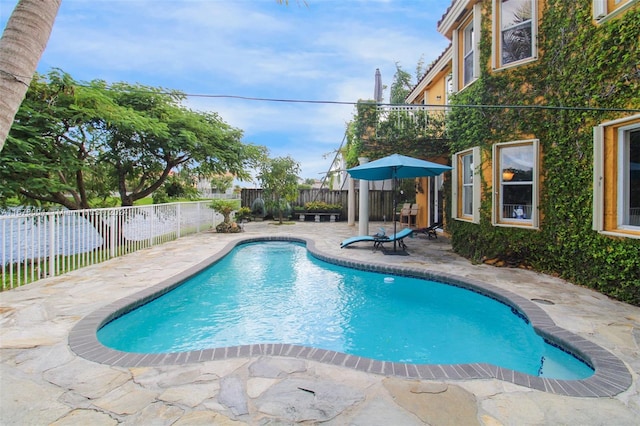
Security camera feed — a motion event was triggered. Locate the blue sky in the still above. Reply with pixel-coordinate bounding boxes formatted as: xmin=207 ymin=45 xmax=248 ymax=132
xmin=1 ymin=0 xmax=452 ymax=184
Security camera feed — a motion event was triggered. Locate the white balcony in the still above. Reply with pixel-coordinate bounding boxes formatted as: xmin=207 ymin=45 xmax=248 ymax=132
xmin=375 ymin=105 xmax=447 ymax=138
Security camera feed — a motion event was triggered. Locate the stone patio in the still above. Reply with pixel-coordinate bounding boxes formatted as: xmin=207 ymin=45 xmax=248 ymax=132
xmin=1 ymin=221 xmax=639 ymax=424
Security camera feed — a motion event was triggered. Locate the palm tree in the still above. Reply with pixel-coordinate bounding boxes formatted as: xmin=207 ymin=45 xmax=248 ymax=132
xmin=0 ymin=0 xmax=61 ymax=152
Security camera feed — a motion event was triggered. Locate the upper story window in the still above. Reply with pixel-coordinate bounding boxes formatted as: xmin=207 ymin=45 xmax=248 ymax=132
xmin=593 ymin=115 xmax=640 ymax=238
xmin=452 ymin=147 xmax=481 ymax=223
xmin=493 ymin=0 xmax=537 ymax=69
xmin=593 ymin=0 xmax=639 ymax=22
xmin=463 ymin=21 xmax=475 ymax=86
xmin=449 ymin=3 xmax=481 ymax=91
xmin=493 ymin=139 xmax=539 ymax=228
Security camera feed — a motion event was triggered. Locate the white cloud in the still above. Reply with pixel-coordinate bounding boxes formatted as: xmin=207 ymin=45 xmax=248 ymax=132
xmin=2 ymin=0 xmax=453 ymax=179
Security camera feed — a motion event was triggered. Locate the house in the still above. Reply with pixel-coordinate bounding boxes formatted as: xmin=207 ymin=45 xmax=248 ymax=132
xmin=372 ymin=0 xmax=639 ymax=303
xmin=404 ymin=45 xmax=453 ymax=228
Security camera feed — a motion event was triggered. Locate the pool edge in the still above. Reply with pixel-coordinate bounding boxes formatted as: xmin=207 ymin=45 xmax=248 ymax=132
xmin=68 ymin=236 xmax=632 ymax=398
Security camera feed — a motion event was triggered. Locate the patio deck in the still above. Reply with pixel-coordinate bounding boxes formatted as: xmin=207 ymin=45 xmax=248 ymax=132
xmin=1 ymin=221 xmax=639 ymax=425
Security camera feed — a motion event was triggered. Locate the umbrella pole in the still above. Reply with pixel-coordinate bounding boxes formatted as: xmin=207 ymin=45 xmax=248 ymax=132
xmin=393 ymin=176 xmax=397 ymax=252
xmin=383 ymin=171 xmax=408 ymax=255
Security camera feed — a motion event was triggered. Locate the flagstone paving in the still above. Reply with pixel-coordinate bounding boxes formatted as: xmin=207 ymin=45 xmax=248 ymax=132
xmin=1 ymin=221 xmax=639 ymax=425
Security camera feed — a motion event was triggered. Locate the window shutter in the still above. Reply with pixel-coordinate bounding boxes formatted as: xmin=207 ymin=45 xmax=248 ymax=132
xmin=593 ymin=0 xmax=607 ymax=20
xmin=592 ymin=126 xmax=604 ymax=231
xmin=451 ymin=153 xmax=459 ymax=219
xmin=472 ymin=147 xmax=481 ymax=224
xmin=472 ymin=3 xmax=482 ymax=79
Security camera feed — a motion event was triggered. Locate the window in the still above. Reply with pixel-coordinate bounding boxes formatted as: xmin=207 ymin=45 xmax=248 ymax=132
xmin=620 ymin=128 xmax=640 ymax=227
xmin=463 ymin=21 xmax=474 ymax=86
xmin=593 ymin=115 xmax=640 ymax=238
xmin=494 ymin=0 xmax=536 ymax=68
xmin=493 ymin=140 xmax=539 ymax=228
xmin=452 ymin=3 xmax=480 ymax=90
xmin=452 ymin=147 xmax=481 ymax=223
xmin=500 ymin=0 xmax=533 ymax=65
xmin=462 ymin=153 xmax=474 ymax=216
xmin=593 ymin=0 xmax=639 ymax=22
xmin=594 ymin=115 xmax=640 ymax=237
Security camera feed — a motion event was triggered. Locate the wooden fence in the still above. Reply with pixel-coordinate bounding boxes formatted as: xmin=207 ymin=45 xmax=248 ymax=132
xmin=241 ymin=189 xmax=398 ymax=221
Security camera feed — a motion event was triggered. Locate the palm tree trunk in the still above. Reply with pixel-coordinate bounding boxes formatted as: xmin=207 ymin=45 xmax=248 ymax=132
xmin=0 ymin=0 xmax=61 ymax=151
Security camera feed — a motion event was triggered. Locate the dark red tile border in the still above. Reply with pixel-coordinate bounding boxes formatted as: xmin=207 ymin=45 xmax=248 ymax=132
xmin=69 ymin=237 xmax=632 ymax=397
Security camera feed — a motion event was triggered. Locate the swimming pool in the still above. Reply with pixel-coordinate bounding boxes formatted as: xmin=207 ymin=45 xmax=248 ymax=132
xmin=98 ymin=241 xmax=591 ymax=379
xmin=70 ymin=237 xmax=632 ymax=397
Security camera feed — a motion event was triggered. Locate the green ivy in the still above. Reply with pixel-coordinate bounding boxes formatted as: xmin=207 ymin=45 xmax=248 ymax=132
xmin=447 ymin=0 xmax=640 ymax=305
xmin=345 ymin=101 xmax=449 ymax=168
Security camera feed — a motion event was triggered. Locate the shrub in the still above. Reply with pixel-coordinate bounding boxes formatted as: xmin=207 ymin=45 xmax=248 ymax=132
xmin=303 ymin=201 xmax=342 ymax=212
xmin=234 ymin=206 xmax=252 ymax=222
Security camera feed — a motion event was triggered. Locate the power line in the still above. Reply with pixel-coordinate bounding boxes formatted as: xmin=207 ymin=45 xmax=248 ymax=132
xmin=13 ymin=71 xmax=640 ymax=113
xmin=178 ymin=93 xmax=640 ymax=113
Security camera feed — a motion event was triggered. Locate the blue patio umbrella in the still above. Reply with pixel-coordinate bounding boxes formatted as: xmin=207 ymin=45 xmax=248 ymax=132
xmin=347 ymin=154 xmax=452 ymax=253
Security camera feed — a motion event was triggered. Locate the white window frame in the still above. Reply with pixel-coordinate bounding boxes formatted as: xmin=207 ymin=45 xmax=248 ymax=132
xmin=463 ymin=21 xmax=475 ymax=87
xmin=617 ymin=124 xmax=640 ymax=230
xmin=492 ymin=0 xmax=538 ymax=70
xmin=492 ymin=139 xmax=539 ymax=229
xmin=453 ymin=3 xmax=481 ymax=91
xmin=452 ymin=147 xmax=481 ymax=223
xmin=593 ymin=0 xmax=639 ymax=23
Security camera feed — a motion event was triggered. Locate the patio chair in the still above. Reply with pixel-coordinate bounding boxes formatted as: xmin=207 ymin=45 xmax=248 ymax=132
xmin=399 ymin=203 xmax=412 ymax=226
xmin=340 ymin=227 xmax=413 ymax=250
xmin=374 ymin=227 xmax=414 ymax=250
xmin=414 ymin=222 xmax=442 ymax=239
xmin=340 ymin=228 xmax=388 ymax=249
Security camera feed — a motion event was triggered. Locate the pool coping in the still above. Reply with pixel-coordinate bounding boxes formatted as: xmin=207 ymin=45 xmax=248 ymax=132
xmin=68 ymin=236 xmax=632 ymax=398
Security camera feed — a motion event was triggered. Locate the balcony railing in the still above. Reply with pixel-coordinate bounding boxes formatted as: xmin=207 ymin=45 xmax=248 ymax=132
xmin=375 ymin=105 xmax=447 ymax=138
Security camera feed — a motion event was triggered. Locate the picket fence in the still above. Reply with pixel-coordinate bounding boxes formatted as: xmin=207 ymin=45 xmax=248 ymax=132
xmin=0 ymin=201 xmax=224 ymax=290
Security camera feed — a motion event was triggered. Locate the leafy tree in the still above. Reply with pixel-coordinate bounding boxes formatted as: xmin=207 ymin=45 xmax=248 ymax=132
xmin=0 ymin=69 xmax=266 ymax=210
xmin=210 ymin=174 xmax=234 ymax=194
xmin=389 ymin=62 xmax=413 ymax=104
xmin=257 ymin=156 xmax=300 ymax=224
xmin=152 ymin=172 xmax=199 ymax=204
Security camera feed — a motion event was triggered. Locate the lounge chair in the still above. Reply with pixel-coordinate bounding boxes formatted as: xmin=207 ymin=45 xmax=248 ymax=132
xmin=415 ymin=222 xmax=442 ymax=239
xmin=340 ymin=227 xmax=413 ymax=250
xmin=376 ymin=227 xmax=414 ymax=250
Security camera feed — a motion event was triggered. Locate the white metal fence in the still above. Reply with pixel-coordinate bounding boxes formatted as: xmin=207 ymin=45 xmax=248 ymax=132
xmin=1 ymin=201 xmax=225 ymax=290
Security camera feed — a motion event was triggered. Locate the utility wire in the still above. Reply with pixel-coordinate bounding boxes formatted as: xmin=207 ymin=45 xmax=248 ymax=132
xmin=12 ymin=71 xmax=640 ymax=113
xmin=175 ymin=93 xmax=640 ymax=113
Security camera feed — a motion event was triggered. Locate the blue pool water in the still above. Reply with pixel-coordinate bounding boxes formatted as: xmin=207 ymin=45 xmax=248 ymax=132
xmin=98 ymin=241 xmax=593 ymax=379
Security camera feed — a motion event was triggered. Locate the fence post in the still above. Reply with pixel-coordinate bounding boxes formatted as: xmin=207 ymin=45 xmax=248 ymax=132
xmin=48 ymin=213 xmax=55 ymax=278
xmin=196 ymin=202 xmax=201 ymax=233
xmin=109 ymin=210 xmax=116 ymax=258
xmin=176 ymin=204 xmax=181 ymax=239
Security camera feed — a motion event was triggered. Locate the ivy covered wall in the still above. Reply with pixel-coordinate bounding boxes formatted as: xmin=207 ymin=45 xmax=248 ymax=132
xmin=446 ymin=0 xmax=640 ymax=304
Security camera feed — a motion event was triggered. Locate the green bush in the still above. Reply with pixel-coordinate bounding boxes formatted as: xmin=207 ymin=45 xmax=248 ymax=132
xmin=234 ymin=207 xmax=252 ymax=222
xmin=302 ymin=201 xmax=342 ymax=212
